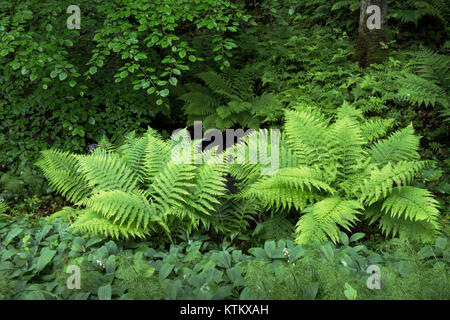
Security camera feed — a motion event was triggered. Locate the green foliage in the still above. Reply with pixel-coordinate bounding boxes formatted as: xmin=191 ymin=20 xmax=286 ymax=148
xmin=243 ymin=236 xmax=450 ymax=300
xmin=180 ymin=68 xmax=282 ymax=130
xmin=0 ymin=167 xmax=47 ymax=201
xmin=395 ymin=49 xmax=450 ymax=121
xmin=0 ymin=200 xmax=8 ymax=215
xmin=0 ymin=216 xmax=249 ymax=300
xmin=252 ymin=215 xmax=295 ymax=243
xmin=235 ymin=105 xmax=441 ymax=243
xmin=391 ymin=0 xmax=450 ymax=28
xmin=0 ymin=0 xmax=253 ymax=178
xmin=0 ymin=216 xmax=165 ymax=299
xmin=0 ymin=0 xmax=250 ymax=105
xmin=209 ymin=197 xmax=259 ymax=236
xmin=1 ymin=216 xmax=448 ymax=300
xmin=1 ymin=0 xmax=449 ymax=302
xmin=36 ymin=129 xmax=236 ymax=239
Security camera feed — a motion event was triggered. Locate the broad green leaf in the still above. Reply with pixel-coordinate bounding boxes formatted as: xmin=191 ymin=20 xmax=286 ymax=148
xmin=36 ymin=247 xmax=57 ymax=272
xmin=159 ymin=89 xmax=169 ymax=97
xmin=98 ymin=284 xmax=112 ymax=300
xmin=344 ymin=282 xmax=357 ymax=300
xmin=350 ymin=233 xmax=365 ymax=243
xmin=159 ymin=263 xmax=174 ymax=279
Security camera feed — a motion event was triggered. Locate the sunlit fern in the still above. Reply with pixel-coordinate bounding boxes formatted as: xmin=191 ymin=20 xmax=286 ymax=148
xmin=233 ymin=103 xmax=441 ymax=244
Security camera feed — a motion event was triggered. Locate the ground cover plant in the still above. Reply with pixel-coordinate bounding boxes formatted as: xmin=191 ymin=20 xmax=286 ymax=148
xmin=0 ymin=216 xmax=448 ymax=300
xmin=0 ymin=0 xmax=449 ymax=301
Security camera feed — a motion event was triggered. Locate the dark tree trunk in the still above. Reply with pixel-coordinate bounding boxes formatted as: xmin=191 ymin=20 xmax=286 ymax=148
xmin=356 ymin=0 xmax=388 ymax=68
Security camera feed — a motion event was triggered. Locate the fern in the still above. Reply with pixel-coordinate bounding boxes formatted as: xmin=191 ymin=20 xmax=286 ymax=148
xmin=0 ymin=201 xmax=8 ymax=215
xmin=369 ymin=124 xmax=420 ymax=165
xmin=234 ymin=104 xmax=441 ymax=244
xmin=360 ymin=118 xmax=395 ymax=143
xmin=179 ymin=68 xmax=282 ymax=130
xmin=238 ymin=167 xmax=334 ymax=211
xmin=284 ymin=109 xmax=330 ymax=167
xmin=392 ymin=0 xmax=449 ymax=27
xmin=395 ymin=48 xmax=449 ymax=121
xmin=331 ymin=0 xmax=360 ymax=12
xmin=359 ymin=161 xmax=428 ymax=206
xmin=97 ymin=135 xmax=116 ymax=153
xmin=412 ymin=48 xmax=449 ymax=90
xmin=210 ymin=197 xmax=259 ymax=234
xmin=37 ymin=129 xmax=231 ymax=239
xmin=36 ymin=149 xmax=91 ymax=203
xmin=396 ymin=73 xmax=448 ymax=108
xmin=414 ymin=0 xmax=449 ymax=26
xmin=253 ymin=215 xmax=295 ymax=242
xmin=295 ymin=197 xmax=362 ymax=244
xmin=381 ymin=187 xmax=440 ymax=223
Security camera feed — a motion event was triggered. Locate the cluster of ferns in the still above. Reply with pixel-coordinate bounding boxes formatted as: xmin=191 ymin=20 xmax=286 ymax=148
xmin=37 ymin=104 xmax=441 ymax=244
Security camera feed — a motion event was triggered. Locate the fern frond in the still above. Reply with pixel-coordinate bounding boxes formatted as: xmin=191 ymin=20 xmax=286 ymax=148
xmin=378 ymin=212 xmax=440 ymax=243
xmin=359 ymin=161 xmax=428 ymax=205
xmin=148 ymin=161 xmax=197 ymax=214
xmin=97 ymin=135 xmax=116 ymax=153
xmin=179 ymin=83 xmax=219 ymax=119
xmin=213 ymin=197 xmax=259 ymax=233
xmin=0 ymin=201 xmax=8 ymax=215
xmin=143 ymin=133 xmax=172 ymax=183
xmin=414 ymin=0 xmax=448 ymax=26
xmin=360 ymin=118 xmax=395 ymax=142
xmin=252 ymin=93 xmax=283 ymax=122
xmin=335 ymin=101 xmax=364 ymax=121
xmin=71 ymin=209 xmax=148 ymax=239
xmin=295 ymin=197 xmax=362 ymax=244
xmin=364 ymin=202 xmax=440 ymax=242
xmin=284 ymin=109 xmax=329 ymax=167
xmin=47 ymin=206 xmax=78 ymax=223
xmin=77 ymin=150 xmax=138 ymax=194
xmin=197 ymin=71 xmax=241 ymax=101
xmin=381 ymin=186 xmax=440 ymax=223
xmin=36 ymin=149 xmax=92 ymax=203
xmin=182 ymin=69 xmax=281 ymax=130
xmin=411 ymin=48 xmax=450 ymax=90
xmin=391 ymin=8 xmax=420 ymax=25
xmin=396 ymin=73 xmax=447 ymax=107
xmin=369 ymin=124 xmax=420 ymax=165
xmin=254 ymin=215 xmax=294 ymax=241
xmin=191 ymin=162 xmax=228 ymax=214
xmin=121 ymin=129 xmax=168 ymax=184
xmin=328 ymin=116 xmax=366 ymax=178
xmin=83 ymin=190 xmax=158 ymax=231
xmin=239 ymin=167 xmax=334 ymax=211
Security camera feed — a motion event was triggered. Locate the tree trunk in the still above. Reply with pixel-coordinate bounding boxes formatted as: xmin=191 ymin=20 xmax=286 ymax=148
xmin=356 ymin=0 xmax=388 ymax=68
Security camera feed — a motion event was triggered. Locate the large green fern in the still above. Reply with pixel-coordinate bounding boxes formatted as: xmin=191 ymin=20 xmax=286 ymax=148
xmin=37 ymin=129 xmax=232 ymax=239
xmin=395 ymin=48 xmax=449 ymax=121
xmin=391 ymin=0 xmax=449 ymax=27
xmin=233 ymin=104 xmax=441 ymax=244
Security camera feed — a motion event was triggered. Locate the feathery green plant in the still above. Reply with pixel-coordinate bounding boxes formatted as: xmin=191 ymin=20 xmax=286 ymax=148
xmin=36 ymin=129 xmax=230 ymax=239
xmin=393 ymin=0 xmax=450 ymax=27
xmin=233 ymin=104 xmax=441 ymax=244
xmin=179 ymin=68 xmax=282 ymax=130
xmin=0 ymin=201 xmax=8 ymax=215
xmin=395 ymin=49 xmax=449 ymax=121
